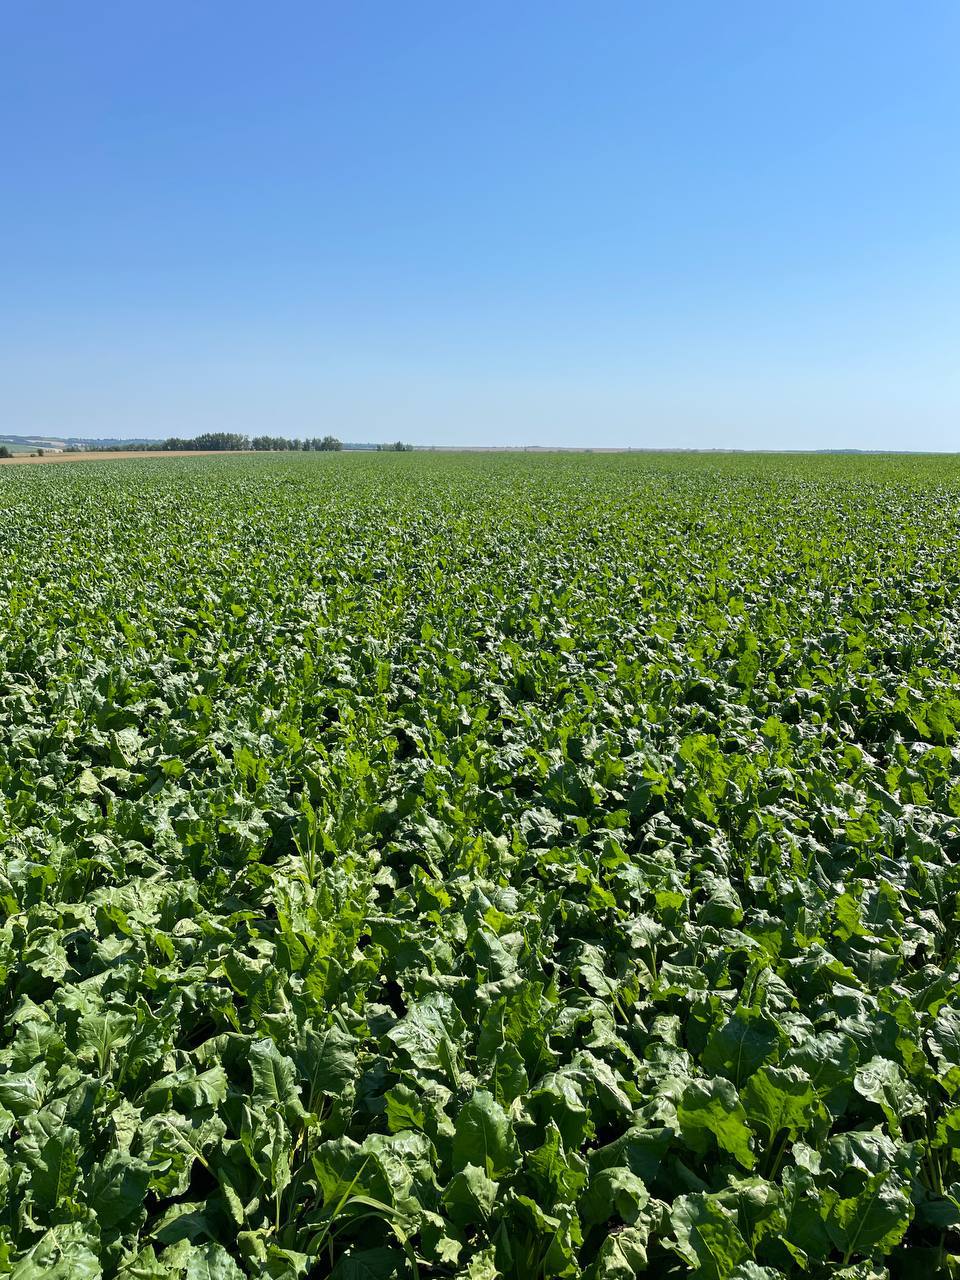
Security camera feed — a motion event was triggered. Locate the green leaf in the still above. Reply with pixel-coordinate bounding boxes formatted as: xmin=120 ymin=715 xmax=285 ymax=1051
xmin=678 ymin=1078 xmax=756 ymax=1169
xmin=580 ymin=1166 xmax=649 ymax=1228
xmin=927 ymin=1008 xmax=960 ymax=1095
xmin=670 ymin=1193 xmax=751 ymax=1279
xmin=589 ymin=1126 xmax=673 ymax=1184
xmin=702 ymin=1012 xmax=783 ymax=1087
xmin=452 ymin=1089 xmax=519 ymax=1179
xmin=330 ymin=1247 xmax=409 ymax=1279
xmin=822 ymin=1171 xmax=912 ymax=1260
xmin=86 ymin=1151 xmax=152 ymax=1232
xmin=525 ymin=1120 xmax=586 ymax=1207
xmin=783 ymin=1031 xmax=859 ymax=1114
xmin=442 ymin=1163 xmax=498 ymax=1227
xmin=729 ymin=1267 xmax=786 ymax=1280
xmin=29 ymin=1126 xmax=80 ymax=1212
xmin=299 ymin=1024 xmax=357 ymax=1107
xmin=853 ymin=1057 xmax=923 ymax=1136
xmin=384 ymin=1084 xmax=427 ymax=1134
xmin=589 ymin=1220 xmax=659 ymax=1278
xmin=183 ymin=1242 xmax=247 ymax=1279
xmin=384 ymin=993 xmax=464 ymax=1074
xmin=9 ymin=1224 xmax=100 ymax=1279
xmin=742 ymin=1065 xmax=821 ymax=1143
xmin=0 ymin=1068 xmax=45 ymax=1118
xmin=249 ymin=1038 xmax=306 ymax=1121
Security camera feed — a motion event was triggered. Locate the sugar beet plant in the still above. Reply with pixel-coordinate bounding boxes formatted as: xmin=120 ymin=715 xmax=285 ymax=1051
xmin=1 ymin=451 xmax=960 ymax=1280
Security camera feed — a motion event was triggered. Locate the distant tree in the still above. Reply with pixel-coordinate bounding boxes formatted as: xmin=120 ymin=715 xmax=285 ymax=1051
xmin=251 ymin=435 xmax=293 ymax=451
xmin=159 ymin=432 xmax=249 ymax=451
xmin=318 ymin=436 xmax=342 ymax=451
xmin=36 ymin=448 xmax=44 ymax=457
xmin=193 ymin=432 xmax=249 ymax=451
xmin=380 ymin=441 xmax=413 ymax=452
xmin=0 ymin=446 xmax=11 ymax=458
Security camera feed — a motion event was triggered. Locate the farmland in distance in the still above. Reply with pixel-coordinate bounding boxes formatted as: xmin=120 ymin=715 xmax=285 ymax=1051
xmin=1 ymin=450 xmax=960 ymax=1279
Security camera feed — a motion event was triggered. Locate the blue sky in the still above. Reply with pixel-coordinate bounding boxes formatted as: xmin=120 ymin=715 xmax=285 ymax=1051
xmin=2 ymin=2 xmax=959 ymax=448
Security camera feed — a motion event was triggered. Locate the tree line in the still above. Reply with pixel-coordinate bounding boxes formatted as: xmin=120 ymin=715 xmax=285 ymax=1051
xmin=157 ymin=433 xmax=345 ymax=452
xmin=106 ymin=435 xmax=415 ymax=452
xmin=1 ymin=435 xmax=417 ymax=456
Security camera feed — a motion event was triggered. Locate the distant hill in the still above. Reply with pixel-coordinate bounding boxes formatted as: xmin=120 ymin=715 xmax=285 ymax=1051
xmin=0 ymin=434 xmax=154 ymax=450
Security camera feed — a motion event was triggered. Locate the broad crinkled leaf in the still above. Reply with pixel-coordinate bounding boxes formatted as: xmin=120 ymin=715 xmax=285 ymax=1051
xmin=28 ymin=1126 xmax=80 ymax=1212
xmin=452 ymin=1089 xmax=519 ymax=1179
xmin=742 ymin=1065 xmax=821 ymax=1143
xmin=702 ymin=1011 xmax=783 ymax=1087
xmin=248 ymin=1039 xmax=306 ymax=1121
xmin=822 ymin=1171 xmax=912 ymax=1259
xmin=670 ymin=1193 xmax=751 ymax=1279
xmin=678 ymin=1078 xmax=756 ymax=1169
xmin=441 ymin=1163 xmax=498 ymax=1226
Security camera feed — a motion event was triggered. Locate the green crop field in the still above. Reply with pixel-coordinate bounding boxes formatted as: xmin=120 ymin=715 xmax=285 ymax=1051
xmin=2 ymin=451 xmax=960 ymax=1280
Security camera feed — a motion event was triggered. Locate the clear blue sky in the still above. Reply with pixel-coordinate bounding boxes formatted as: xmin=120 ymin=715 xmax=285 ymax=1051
xmin=2 ymin=2 xmax=959 ymax=449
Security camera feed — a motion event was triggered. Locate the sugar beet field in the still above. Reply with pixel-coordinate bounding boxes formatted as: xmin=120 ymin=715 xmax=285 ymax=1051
xmin=3 ymin=451 xmax=960 ymax=1280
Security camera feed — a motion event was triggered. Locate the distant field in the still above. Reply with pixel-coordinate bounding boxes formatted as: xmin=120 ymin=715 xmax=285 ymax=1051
xmin=0 ymin=448 xmax=246 ymax=464
xmin=2 ymin=451 xmax=960 ymax=1278
xmin=0 ymin=442 xmax=49 ymax=456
